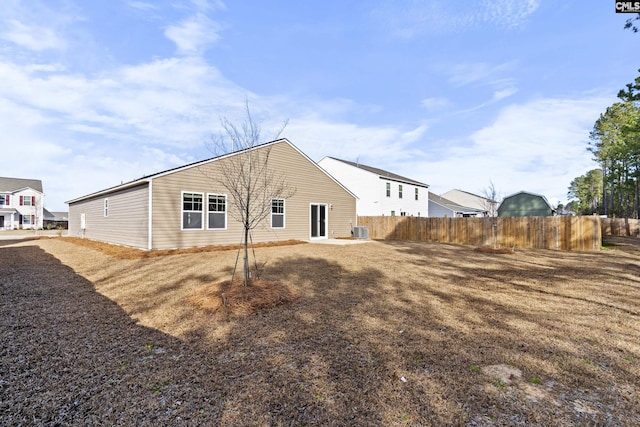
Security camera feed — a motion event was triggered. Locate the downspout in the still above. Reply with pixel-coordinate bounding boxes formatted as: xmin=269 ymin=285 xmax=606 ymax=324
xmin=147 ymin=180 xmax=153 ymax=250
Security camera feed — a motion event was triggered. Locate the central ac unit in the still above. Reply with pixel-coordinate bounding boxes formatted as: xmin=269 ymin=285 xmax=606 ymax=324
xmin=353 ymin=226 xmax=369 ymax=239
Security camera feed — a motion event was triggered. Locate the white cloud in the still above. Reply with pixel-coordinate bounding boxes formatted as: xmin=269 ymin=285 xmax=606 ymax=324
xmin=0 ymin=57 xmax=249 ymax=146
xmin=491 ymin=85 xmax=518 ymax=102
xmin=0 ymin=55 xmax=248 ymax=209
xmin=371 ymin=0 xmax=540 ymax=38
xmin=285 ymin=115 xmax=428 ymax=165
xmin=416 ymin=94 xmax=612 ymax=205
xmin=125 ymin=1 xmax=159 ymax=12
xmin=1 ymin=19 xmax=67 ymax=51
xmin=0 ymin=98 xmax=75 ymax=209
xmin=448 ymin=62 xmax=515 ymax=86
xmin=421 ymin=97 xmax=453 ymax=111
xmin=445 ymin=71 xmax=519 ymax=114
xmin=164 ymin=13 xmax=222 ymax=55
xmin=481 ymin=0 xmax=540 ymax=29
xmin=0 ymin=0 xmax=81 ymax=53
xmin=192 ymin=0 xmax=226 ymax=12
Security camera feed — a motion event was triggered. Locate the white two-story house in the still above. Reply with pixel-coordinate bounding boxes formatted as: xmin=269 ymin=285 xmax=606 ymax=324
xmin=318 ymin=157 xmax=429 ymax=217
xmin=0 ymin=177 xmax=45 ymax=230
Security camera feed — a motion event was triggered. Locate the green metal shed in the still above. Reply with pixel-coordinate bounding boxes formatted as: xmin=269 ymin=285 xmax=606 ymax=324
xmin=497 ymin=191 xmax=555 ymax=217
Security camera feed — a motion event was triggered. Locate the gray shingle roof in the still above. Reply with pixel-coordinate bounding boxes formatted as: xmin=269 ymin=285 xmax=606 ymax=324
xmin=429 ymin=193 xmax=486 ymax=214
xmin=43 ymin=209 xmax=68 ymax=220
xmin=325 ymin=157 xmax=429 ymax=188
xmin=0 ymin=177 xmax=43 ymax=193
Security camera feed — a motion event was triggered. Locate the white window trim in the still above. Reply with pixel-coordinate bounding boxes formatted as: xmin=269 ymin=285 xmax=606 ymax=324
xmin=271 ymin=198 xmax=285 ymax=229
xmin=206 ymin=193 xmax=228 ymax=230
xmin=181 ymin=191 xmax=204 ymax=231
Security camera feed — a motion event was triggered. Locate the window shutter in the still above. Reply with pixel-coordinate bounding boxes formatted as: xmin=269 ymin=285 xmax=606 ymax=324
xmin=32 ymin=196 xmax=35 ymax=205
xmin=5 ymin=195 xmax=9 ymax=205
xmin=19 ymin=196 xmax=23 ymax=205
xmin=32 ymin=215 xmax=35 ymax=224
xmin=19 ymin=214 xmax=23 ymax=224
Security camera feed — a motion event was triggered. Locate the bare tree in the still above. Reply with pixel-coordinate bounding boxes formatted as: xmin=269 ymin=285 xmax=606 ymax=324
xmin=481 ymin=180 xmax=501 ymax=218
xmin=481 ymin=181 xmax=501 ymax=248
xmin=33 ymin=194 xmax=43 ymax=236
xmin=207 ymin=103 xmax=294 ymax=286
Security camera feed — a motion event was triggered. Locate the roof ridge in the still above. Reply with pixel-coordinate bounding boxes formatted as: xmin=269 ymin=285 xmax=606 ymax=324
xmin=327 ymin=157 xmax=429 ymax=188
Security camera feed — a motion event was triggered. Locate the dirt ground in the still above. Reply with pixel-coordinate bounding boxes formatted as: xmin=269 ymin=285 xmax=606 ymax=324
xmin=1 ymin=236 xmax=639 ymax=426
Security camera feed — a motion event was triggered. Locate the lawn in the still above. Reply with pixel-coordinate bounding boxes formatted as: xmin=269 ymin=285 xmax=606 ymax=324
xmin=4 ymin=236 xmax=640 ymax=426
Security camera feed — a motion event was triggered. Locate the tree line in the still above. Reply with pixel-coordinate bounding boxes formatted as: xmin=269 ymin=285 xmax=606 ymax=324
xmin=568 ymin=17 xmax=640 ymax=217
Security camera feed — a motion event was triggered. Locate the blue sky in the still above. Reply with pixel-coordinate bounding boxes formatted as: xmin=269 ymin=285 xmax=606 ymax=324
xmin=1 ymin=0 xmax=637 ymax=211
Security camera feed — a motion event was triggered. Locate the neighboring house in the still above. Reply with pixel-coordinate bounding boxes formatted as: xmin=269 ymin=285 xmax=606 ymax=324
xmin=67 ymin=139 xmax=357 ymax=250
xmin=498 ymin=191 xmax=556 ymax=217
xmin=44 ymin=209 xmax=69 ymax=229
xmin=318 ymin=157 xmax=429 ymax=217
xmin=0 ymin=177 xmax=45 ymax=230
xmin=441 ymin=189 xmax=496 ymax=217
xmin=556 ymin=206 xmax=576 ymax=216
xmin=428 ymin=193 xmax=486 ymax=218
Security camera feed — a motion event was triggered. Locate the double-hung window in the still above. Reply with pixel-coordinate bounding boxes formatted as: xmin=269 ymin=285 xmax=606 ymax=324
xmin=271 ymin=199 xmax=285 ymax=228
xmin=386 ymin=182 xmax=391 ymax=197
xmin=398 ymin=185 xmax=403 ymax=199
xmin=104 ymin=198 xmax=109 ymax=217
xmin=208 ymin=194 xmax=226 ymax=229
xmin=0 ymin=195 xmax=5 ymax=205
xmin=182 ymin=192 xmax=203 ymax=229
xmin=415 ymin=188 xmax=419 ymax=201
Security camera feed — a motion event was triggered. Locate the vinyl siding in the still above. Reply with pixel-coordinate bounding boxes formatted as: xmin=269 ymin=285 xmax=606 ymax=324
xmin=150 ymin=141 xmax=356 ymax=249
xmin=68 ymin=184 xmax=149 ymax=248
xmin=318 ymin=157 xmax=382 ymax=215
xmin=428 ymin=201 xmax=456 ymax=218
xmin=12 ymin=189 xmax=44 ymax=229
xmin=318 ymin=157 xmax=429 ymax=217
xmin=378 ymin=180 xmax=427 ymax=217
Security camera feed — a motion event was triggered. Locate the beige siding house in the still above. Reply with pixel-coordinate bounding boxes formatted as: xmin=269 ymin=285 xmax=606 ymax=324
xmin=67 ymin=139 xmax=357 ymax=250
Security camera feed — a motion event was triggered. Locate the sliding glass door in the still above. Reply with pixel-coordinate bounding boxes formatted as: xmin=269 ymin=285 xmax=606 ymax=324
xmin=310 ymin=204 xmax=327 ymax=239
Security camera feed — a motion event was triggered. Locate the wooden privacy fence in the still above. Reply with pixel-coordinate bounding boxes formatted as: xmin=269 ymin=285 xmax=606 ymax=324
xmin=357 ymin=216 xmax=602 ymax=251
xmin=601 ymin=218 xmax=640 ymax=237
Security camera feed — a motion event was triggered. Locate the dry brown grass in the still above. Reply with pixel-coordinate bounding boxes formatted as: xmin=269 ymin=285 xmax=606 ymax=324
xmin=3 ymin=235 xmax=640 ymax=426
xmin=189 ymin=278 xmax=297 ymax=316
xmin=60 ymin=236 xmax=307 ymax=259
xmin=474 ymin=245 xmax=515 ymax=254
